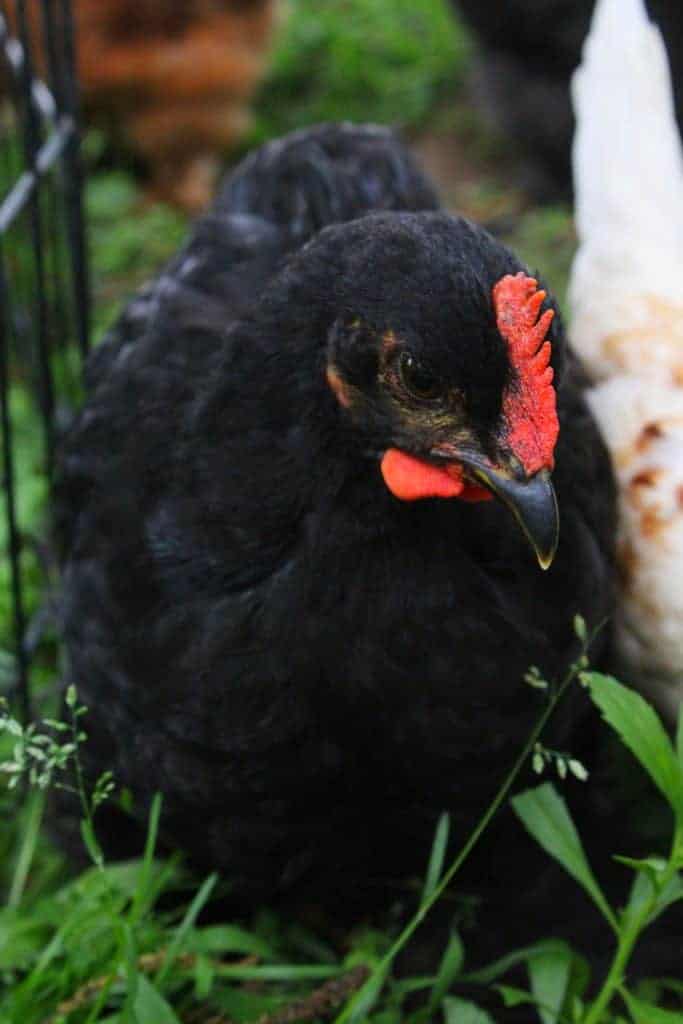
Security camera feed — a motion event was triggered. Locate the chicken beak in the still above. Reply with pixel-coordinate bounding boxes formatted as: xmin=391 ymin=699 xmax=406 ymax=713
xmin=467 ymin=464 xmax=560 ymax=570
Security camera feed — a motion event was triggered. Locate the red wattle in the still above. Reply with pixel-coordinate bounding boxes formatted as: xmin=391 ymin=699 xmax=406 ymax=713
xmin=460 ymin=485 xmax=494 ymax=503
xmin=381 ymin=449 xmax=464 ymax=501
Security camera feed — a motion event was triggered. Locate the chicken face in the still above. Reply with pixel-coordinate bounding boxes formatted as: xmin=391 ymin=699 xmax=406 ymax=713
xmin=323 ymin=214 xmax=560 ymax=568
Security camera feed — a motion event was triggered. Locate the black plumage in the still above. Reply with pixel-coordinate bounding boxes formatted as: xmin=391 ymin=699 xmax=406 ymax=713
xmin=56 ymin=124 xmax=615 ymax=911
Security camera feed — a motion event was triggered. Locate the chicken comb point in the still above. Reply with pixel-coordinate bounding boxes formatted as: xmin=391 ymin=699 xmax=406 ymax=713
xmin=493 ymin=273 xmax=559 ymax=475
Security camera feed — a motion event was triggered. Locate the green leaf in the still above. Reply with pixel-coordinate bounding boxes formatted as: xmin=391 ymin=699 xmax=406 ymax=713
xmin=654 ymin=977 xmax=683 ymax=997
xmin=187 ymin=924 xmax=275 ymax=959
xmin=615 ymin=855 xmax=668 ymax=877
xmin=442 ymin=996 xmax=495 ymax=1024
xmin=528 ymin=941 xmax=573 ymax=1024
xmin=8 ymin=791 xmax=44 ymax=909
xmin=207 ymin=985 xmax=282 ymax=1021
xmin=676 ymin=705 xmax=683 ymax=773
xmin=463 ymin=939 xmax=573 ymax=986
xmin=620 ymin=987 xmax=683 ymax=1023
xmin=132 ymin=974 xmax=183 ymax=1024
xmin=129 ymin=793 xmax=163 ymax=924
xmin=370 ymin=1012 xmax=402 ymax=1024
xmin=420 ymin=813 xmax=450 ymax=907
xmin=193 ymin=953 xmax=214 ymax=1000
xmin=623 ymin=869 xmax=657 ymax=928
xmin=427 ymin=929 xmax=464 ymax=1015
xmin=156 ymin=873 xmax=217 ymax=985
xmin=334 ymin=964 xmax=389 ymax=1024
xmin=511 ymin=783 xmax=617 ymax=930
xmin=573 ymin=614 xmax=587 ymax=643
xmin=566 ymin=951 xmax=592 ymax=1006
xmin=495 ymin=984 xmax=536 ymax=1008
xmin=623 ymin=869 xmax=683 ymax=929
xmin=216 ymin=964 xmax=339 ymax=982
xmin=79 ymin=818 xmax=103 ymax=868
xmin=586 ymin=674 xmax=683 ymax=815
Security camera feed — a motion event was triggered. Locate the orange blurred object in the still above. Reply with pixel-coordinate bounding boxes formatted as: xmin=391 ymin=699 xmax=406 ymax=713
xmin=13 ymin=1 xmax=277 ymax=210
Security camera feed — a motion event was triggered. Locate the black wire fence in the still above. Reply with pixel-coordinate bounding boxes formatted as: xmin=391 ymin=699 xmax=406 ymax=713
xmin=0 ymin=0 xmax=88 ymax=722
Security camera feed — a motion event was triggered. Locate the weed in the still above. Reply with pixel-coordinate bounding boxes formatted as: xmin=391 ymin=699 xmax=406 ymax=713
xmin=2 ymin=622 xmax=682 ymax=1021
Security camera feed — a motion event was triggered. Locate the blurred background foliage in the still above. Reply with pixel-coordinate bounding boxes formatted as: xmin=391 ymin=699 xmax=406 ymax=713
xmin=248 ymin=0 xmax=469 ymax=139
xmin=86 ymin=0 xmax=574 ymax=341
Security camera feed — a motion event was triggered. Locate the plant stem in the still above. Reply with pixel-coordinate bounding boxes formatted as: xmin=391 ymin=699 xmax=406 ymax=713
xmin=583 ymin=826 xmax=683 ymax=1024
xmin=334 ymin=651 xmax=590 ymax=1024
xmin=68 ymin=702 xmax=103 ymax=869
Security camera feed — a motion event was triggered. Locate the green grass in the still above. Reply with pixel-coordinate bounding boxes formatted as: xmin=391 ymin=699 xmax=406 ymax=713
xmin=2 ymin=637 xmax=683 ymax=1022
xmin=249 ymin=0 xmax=470 ymax=144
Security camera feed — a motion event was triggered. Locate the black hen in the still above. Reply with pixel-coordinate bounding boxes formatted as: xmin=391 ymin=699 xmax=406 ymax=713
xmin=57 ymin=124 xmax=615 ymax=910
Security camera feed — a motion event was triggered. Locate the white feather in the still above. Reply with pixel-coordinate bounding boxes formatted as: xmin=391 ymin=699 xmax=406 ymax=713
xmin=569 ymin=0 xmax=683 ymax=713
xmin=570 ymin=0 xmax=683 ymax=382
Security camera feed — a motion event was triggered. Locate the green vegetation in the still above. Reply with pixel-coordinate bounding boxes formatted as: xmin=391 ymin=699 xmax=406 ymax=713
xmin=87 ymin=168 xmax=188 ymax=341
xmin=2 ymin=625 xmax=683 ymax=1022
xmin=250 ymin=0 xmax=469 ymax=144
xmin=0 ymin=175 xmax=187 ymax=668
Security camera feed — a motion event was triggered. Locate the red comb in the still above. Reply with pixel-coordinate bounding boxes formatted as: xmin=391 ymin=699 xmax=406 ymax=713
xmin=493 ymin=273 xmax=559 ymax=475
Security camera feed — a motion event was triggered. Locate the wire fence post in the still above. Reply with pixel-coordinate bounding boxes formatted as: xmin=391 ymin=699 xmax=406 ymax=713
xmin=0 ymin=0 xmax=89 ymax=720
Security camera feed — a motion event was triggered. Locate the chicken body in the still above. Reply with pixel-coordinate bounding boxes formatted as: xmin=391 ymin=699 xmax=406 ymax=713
xmin=58 ymin=124 xmax=614 ymax=903
xmin=569 ymin=0 xmax=683 ymax=717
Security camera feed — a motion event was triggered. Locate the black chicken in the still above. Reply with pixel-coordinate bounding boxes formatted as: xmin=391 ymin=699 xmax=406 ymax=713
xmin=57 ymin=124 xmax=615 ymax=913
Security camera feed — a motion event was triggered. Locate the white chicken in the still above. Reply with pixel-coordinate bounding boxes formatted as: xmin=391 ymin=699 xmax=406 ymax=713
xmin=569 ymin=0 xmax=683 ymax=717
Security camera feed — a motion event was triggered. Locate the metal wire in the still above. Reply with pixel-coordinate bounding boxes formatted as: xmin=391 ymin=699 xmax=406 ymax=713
xmin=0 ymin=0 xmax=88 ymax=720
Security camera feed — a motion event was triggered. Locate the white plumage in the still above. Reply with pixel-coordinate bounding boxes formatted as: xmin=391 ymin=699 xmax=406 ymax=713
xmin=569 ymin=0 xmax=683 ymax=716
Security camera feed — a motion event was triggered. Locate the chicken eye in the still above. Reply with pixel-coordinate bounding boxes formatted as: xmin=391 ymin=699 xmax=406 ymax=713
xmin=399 ymin=352 xmax=442 ymax=400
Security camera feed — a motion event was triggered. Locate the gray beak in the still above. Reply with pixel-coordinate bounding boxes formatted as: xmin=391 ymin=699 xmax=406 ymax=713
xmin=467 ymin=464 xmax=560 ymax=570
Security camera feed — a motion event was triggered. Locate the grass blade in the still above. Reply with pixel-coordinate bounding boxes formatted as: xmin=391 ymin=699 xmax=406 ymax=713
xmin=425 ymin=929 xmax=464 ymax=1018
xmin=155 ymin=872 xmax=217 ymax=986
xmin=332 ymin=964 xmax=388 ymax=1024
xmin=420 ymin=813 xmax=450 ymax=908
xmin=129 ymin=793 xmax=163 ymax=925
xmin=8 ymin=791 xmax=44 ymax=908
xmin=187 ymin=923 xmax=276 ymax=960
xmin=442 ymin=996 xmax=495 ymax=1023
xmin=132 ymin=973 xmax=183 ymax=1024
